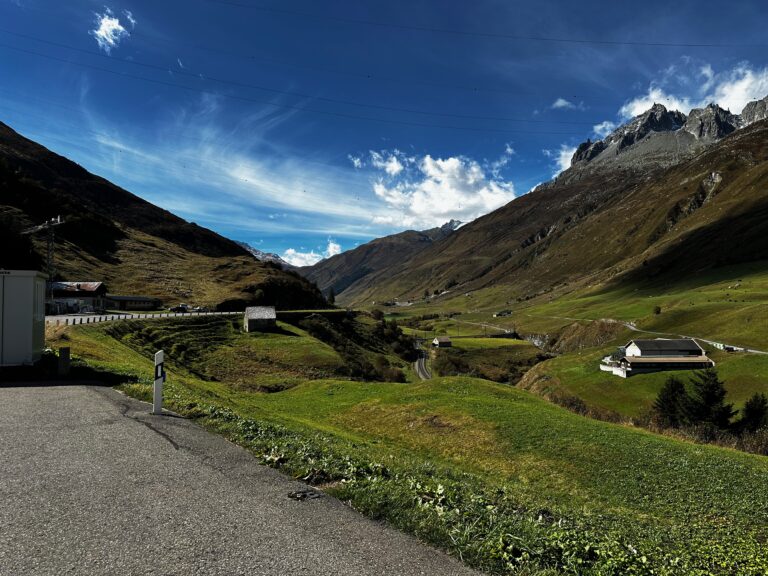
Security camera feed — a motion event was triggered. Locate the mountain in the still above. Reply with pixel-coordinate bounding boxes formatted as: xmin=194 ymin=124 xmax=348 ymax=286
xmin=0 ymin=122 xmax=325 ymax=309
xmin=236 ymin=242 xmax=294 ymax=269
xmin=313 ymin=96 xmax=768 ymax=307
xmin=300 ymin=219 xmax=462 ymax=299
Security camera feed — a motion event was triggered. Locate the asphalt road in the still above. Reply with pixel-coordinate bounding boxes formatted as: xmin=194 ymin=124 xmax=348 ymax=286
xmin=413 ymin=343 xmax=432 ymax=380
xmin=0 ymin=386 xmax=478 ymax=576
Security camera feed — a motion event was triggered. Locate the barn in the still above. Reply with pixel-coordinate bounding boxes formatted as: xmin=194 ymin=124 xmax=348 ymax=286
xmin=600 ymin=338 xmax=715 ymax=378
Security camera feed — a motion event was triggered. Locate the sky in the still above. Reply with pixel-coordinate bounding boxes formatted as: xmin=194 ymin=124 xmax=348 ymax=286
xmin=2 ymin=1 xmax=768 ymax=265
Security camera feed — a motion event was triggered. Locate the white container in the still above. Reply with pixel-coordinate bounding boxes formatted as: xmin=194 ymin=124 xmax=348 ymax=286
xmin=0 ymin=270 xmax=47 ymax=366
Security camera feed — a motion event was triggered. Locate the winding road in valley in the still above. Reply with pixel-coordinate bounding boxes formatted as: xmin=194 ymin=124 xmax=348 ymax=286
xmin=413 ymin=341 xmax=432 ymax=380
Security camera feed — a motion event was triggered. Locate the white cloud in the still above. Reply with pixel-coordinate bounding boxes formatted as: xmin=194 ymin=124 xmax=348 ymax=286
xmin=552 ymin=98 xmax=576 ymax=110
xmin=89 ymin=8 xmax=132 ymax=54
xmin=370 ymin=150 xmax=404 ymax=176
xmin=124 ymin=10 xmax=136 ymax=28
xmin=177 ymin=58 xmax=186 ymax=70
xmin=543 ymin=145 xmax=577 ymax=176
xmin=593 ymin=120 xmax=617 ymax=139
xmin=619 ymin=87 xmax=694 ymax=119
xmin=619 ymin=62 xmax=768 ymax=119
xmin=368 ymin=153 xmax=515 ymax=229
xmin=710 ymin=65 xmax=768 ymax=113
xmin=282 ymin=238 xmax=342 ymax=266
xmin=348 ymin=154 xmax=362 ymax=169
xmin=504 ymin=143 xmax=516 ymax=155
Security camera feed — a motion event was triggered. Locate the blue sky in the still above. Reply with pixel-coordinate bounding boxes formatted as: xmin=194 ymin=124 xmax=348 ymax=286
xmin=2 ymin=1 xmax=768 ymax=265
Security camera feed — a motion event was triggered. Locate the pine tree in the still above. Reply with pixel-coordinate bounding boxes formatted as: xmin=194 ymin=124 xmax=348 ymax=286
xmin=327 ymin=287 xmax=335 ymax=306
xmin=737 ymin=393 xmax=768 ymax=433
xmin=652 ymin=376 xmax=688 ymax=428
xmin=683 ymin=368 xmax=736 ymax=429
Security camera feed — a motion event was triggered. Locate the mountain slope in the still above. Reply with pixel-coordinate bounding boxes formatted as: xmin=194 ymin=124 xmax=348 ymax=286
xmin=300 ymin=220 xmax=461 ymax=298
xmin=321 ymin=97 xmax=768 ymax=307
xmin=0 ymin=122 xmax=325 ymax=309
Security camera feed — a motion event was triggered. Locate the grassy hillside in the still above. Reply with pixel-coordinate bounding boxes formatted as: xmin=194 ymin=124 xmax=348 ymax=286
xmin=0 ymin=122 xmax=325 ymax=309
xmin=48 ymin=320 xmax=768 ymax=575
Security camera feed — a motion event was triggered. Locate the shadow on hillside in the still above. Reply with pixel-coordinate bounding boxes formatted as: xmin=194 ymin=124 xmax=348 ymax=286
xmin=610 ymin=198 xmax=768 ymax=289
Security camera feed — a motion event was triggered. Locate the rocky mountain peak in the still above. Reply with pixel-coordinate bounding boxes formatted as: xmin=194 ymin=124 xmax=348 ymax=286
xmin=571 ymin=103 xmax=687 ymax=166
xmin=741 ymin=95 xmax=768 ymax=126
xmin=682 ymin=103 xmax=739 ymax=140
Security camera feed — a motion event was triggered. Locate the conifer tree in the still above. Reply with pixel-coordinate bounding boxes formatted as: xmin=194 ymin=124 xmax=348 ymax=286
xmin=652 ymin=376 xmax=688 ymax=428
xmin=737 ymin=393 xmax=768 ymax=433
xmin=683 ymin=368 xmax=735 ymax=429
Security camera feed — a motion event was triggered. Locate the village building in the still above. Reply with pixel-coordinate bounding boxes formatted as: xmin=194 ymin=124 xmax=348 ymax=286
xmin=105 ymin=294 xmax=163 ymax=311
xmin=244 ymin=306 xmax=277 ymax=332
xmin=51 ymin=281 xmax=107 ymax=313
xmin=432 ymin=336 xmax=452 ymax=348
xmin=600 ymin=338 xmax=715 ymax=378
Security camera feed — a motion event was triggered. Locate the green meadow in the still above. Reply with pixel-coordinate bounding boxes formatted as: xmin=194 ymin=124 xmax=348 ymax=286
xmin=50 ymin=317 xmax=768 ymax=575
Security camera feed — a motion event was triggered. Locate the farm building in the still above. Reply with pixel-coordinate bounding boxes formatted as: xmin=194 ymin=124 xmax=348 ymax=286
xmin=244 ymin=306 xmax=277 ymax=332
xmin=51 ymin=281 xmax=107 ymax=313
xmin=600 ymin=338 xmax=714 ymax=378
xmin=432 ymin=336 xmax=452 ymax=348
xmin=0 ymin=270 xmax=47 ymax=366
xmin=106 ymin=294 xmax=163 ymax=311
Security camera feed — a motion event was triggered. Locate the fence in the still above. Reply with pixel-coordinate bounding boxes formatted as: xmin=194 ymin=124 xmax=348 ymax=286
xmin=46 ymin=311 xmax=241 ymax=326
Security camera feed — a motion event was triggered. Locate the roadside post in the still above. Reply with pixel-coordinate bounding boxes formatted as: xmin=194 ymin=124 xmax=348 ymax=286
xmin=152 ymin=350 xmax=166 ymax=415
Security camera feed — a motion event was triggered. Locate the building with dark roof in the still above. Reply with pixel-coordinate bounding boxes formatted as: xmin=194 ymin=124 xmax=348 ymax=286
xmin=601 ymin=338 xmax=714 ymax=378
xmin=106 ymin=294 xmax=163 ymax=311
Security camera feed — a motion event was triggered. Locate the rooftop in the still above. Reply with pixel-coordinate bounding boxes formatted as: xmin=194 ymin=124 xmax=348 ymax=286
xmin=245 ymin=306 xmax=277 ymax=320
xmin=623 ymin=356 xmax=713 ymax=364
xmin=627 ymin=338 xmax=702 ymax=353
xmin=51 ymin=281 xmax=104 ymax=293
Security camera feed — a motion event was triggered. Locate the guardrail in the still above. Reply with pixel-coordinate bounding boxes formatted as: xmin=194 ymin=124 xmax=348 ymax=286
xmin=46 ymin=311 xmax=241 ymax=326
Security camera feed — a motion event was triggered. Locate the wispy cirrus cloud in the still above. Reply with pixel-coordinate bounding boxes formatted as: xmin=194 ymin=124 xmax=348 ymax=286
xmin=89 ymin=8 xmax=135 ymax=54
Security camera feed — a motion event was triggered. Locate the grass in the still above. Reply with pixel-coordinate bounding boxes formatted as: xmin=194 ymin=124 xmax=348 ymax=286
xmin=48 ymin=319 xmax=768 ymax=575
xmin=451 ymin=337 xmax=532 ymax=350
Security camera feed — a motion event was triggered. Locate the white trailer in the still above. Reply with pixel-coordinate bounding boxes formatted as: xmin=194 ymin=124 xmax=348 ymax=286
xmin=0 ymin=270 xmax=47 ymax=366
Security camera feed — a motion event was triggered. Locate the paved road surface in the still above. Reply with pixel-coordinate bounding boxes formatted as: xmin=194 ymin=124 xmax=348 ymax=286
xmin=413 ymin=342 xmax=432 ymax=380
xmin=0 ymin=386 xmax=478 ymax=576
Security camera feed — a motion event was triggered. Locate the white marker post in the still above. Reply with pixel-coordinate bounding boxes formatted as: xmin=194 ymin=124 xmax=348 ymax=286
xmin=152 ymin=350 xmax=166 ymax=415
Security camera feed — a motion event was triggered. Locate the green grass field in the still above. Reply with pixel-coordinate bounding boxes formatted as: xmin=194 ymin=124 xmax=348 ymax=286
xmin=49 ymin=319 xmax=768 ymax=575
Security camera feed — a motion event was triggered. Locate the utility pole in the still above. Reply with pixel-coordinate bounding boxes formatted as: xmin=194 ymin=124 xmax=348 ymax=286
xmin=21 ymin=216 xmax=64 ymax=305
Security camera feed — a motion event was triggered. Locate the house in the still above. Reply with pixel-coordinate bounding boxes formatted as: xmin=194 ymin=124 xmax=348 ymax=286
xmin=432 ymin=336 xmax=452 ymax=348
xmin=105 ymin=294 xmax=163 ymax=311
xmin=51 ymin=281 xmax=107 ymax=313
xmin=600 ymin=338 xmax=714 ymax=378
xmin=0 ymin=270 xmax=47 ymax=366
xmin=244 ymin=306 xmax=277 ymax=332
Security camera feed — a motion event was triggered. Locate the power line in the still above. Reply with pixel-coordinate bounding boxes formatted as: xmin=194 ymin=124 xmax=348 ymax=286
xmin=0 ymin=29 xmax=596 ymax=127
xmin=0 ymin=42 xmax=587 ymax=136
xmin=130 ymin=30 xmax=542 ymax=98
xmin=205 ymin=0 xmax=766 ymax=49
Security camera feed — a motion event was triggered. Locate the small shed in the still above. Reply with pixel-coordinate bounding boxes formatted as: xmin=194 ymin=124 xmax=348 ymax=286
xmin=244 ymin=306 xmax=277 ymax=332
xmin=432 ymin=336 xmax=452 ymax=348
xmin=0 ymin=270 xmax=47 ymax=366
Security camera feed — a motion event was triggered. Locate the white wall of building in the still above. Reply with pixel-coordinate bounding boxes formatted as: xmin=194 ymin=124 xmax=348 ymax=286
xmin=1 ymin=270 xmax=47 ymax=366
